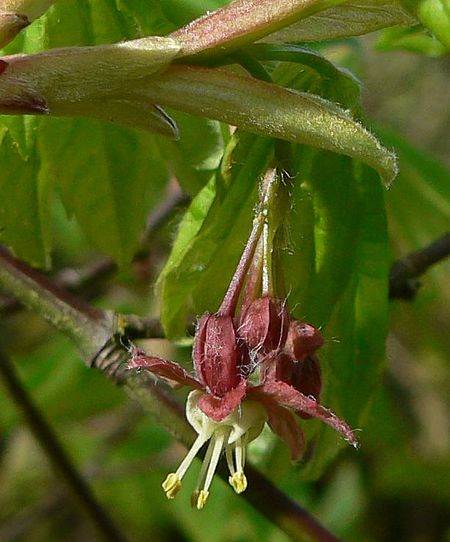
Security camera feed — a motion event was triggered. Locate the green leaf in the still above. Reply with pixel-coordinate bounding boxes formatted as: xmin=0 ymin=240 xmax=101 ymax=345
xmin=39 ymin=118 xmax=170 ymax=266
xmin=144 ymin=65 xmax=397 ymax=185
xmin=247 ymin=43 xmax=362 ymax=112
xmin=276 ymin=67 xmax=389 ymax=476
xmin=286 ymin=160 xmax=389 ymax=479
xmin=157 ymin=111 xmax=225 ymax=196
xmin=0 ymin=1 xmax=223 ymax=265
xmin=0 ymin=123 xmax=50 ymax=267
xmin=160 ymin=0 xmax=228 ymax=27
xmin=379 ymin=128 xmax=450 ymax=250
xmin=376 ymin=25 xmax=448 ymax=56
xmin=263 ymin=0 xmax=416 ymax=43
xmin=415 ymin=0 xmax=450 ymax=49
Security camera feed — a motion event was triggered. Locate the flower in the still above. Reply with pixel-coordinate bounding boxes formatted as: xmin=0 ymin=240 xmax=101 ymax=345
xmin=128 ymin=189 xmax=358 ymax=508
xmin=239 ymin=295 xmax=290 ymax=355
xmin=128 ymin=306 xmax=357 ymax=508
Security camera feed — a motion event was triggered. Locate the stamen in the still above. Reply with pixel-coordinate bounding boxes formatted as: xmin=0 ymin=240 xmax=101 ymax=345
xmin=191 ymin=435 xmax=216 ymax=508
xmin=162 ymin=433 xmax=208 ymax=500
xmin=199 ymin=428 xmax=226 ymax=507
xmin=196 ymin=489 xmax=209 ymax=510
xmin=230 ymin=471 xmax=247 ymax=494
xmin=162 ymin=473 xmax=181 ymax=499
xmin=230 ymin=435 xmax=248 ymax=493
xmin=176 ymin=433 xmax=208 ymax=480
xmin=226 ymin=445 xmax=236 ymax=476
xmin=235 ymin=435 xmax=247 ymax=472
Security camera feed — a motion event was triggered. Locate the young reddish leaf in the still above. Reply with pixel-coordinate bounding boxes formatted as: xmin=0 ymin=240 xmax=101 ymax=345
xmin=171 ymin=0 xmax=348 ymax=58
xmin=262 ymin=0 xmax=416 ymax=43
xmin=0 ymin=36 xmax=180 ymax=133
xmin=0 ymin=13 xmax=29 ymax=48
xmin=0 ymin=1 xmax=58 ymax=49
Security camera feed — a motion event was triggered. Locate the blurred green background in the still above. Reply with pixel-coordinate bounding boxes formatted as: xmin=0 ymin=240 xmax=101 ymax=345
xmin=0 ymin=9 xmax=449 ymax=542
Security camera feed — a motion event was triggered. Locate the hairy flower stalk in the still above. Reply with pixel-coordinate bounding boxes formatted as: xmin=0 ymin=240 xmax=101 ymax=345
xmin=129 ymin=170 xmax=358 ymax=508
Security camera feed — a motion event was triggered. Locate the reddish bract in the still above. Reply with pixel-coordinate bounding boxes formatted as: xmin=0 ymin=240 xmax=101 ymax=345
xmin=194 ymin=313 xmax=244 ymax=397
xmin=239 ymin=295 xmax=289 ymax=354
xmin=285 ymin=321 xmax=324 ymax=361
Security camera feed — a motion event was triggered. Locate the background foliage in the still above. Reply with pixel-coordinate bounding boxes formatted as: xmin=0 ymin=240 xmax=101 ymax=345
xmin=0 ymin=1 xmax=448 ymax=541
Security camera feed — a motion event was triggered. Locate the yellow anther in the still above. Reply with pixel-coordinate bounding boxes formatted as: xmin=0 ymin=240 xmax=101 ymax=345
xmin=229 ymin=471 xmax=248 ymax=494
xmin=196 ymin=489 xmax=209 ymax=510
xmin=162 ymin=473 xmax=181 ymax=499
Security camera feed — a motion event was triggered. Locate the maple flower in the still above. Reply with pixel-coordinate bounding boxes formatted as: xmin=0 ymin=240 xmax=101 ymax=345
xmin=129 ymin=311 xmax=357 ymax=507
xmin=128 ymin=175 xmax=358 ymax=508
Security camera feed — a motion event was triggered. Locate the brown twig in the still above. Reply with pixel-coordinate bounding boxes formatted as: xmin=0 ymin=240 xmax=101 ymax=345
xmin=389 ymin=233 xmax=450 ymax=300
xmin=0 ymin=244 xmax=340 ymax=542
xmin=0 ymin=349 xmax=128 ymax=542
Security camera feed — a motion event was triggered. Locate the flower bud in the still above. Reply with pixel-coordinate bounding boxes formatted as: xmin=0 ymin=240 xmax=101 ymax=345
xmin=193 ymin=313 xmax=243 ymax=397
xmin=239 ymin=296 xmax=289 ymax=355
xmin=274 ymin=353 xmax=322 ymax=418
xmin=285 ymin=321 xmax=324 ymax=361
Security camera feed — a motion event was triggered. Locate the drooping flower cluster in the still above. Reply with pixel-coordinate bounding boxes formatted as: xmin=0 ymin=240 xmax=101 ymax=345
xmin=128 ymin=200 xmax=358 ymax=509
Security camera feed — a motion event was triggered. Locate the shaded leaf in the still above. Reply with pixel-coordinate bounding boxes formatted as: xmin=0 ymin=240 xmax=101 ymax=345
xmin=278 ymin=67 xmax=389 ymax=476
xmin=263 ymin=0 xmax=416 ymax=43
xmin=379 ymin=127 xmax=450 ymax=250
xmin=0 ymin=124 xmax=50 ymax=266
xmin=376 ymin=25 xmax=448 ymax=56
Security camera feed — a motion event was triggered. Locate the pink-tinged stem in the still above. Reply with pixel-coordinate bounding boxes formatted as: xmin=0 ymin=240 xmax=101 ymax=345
xmin=241 ymin=237 xmax=264 ymax=314
xmin=218 ymin=169 xmax=276 ymax=316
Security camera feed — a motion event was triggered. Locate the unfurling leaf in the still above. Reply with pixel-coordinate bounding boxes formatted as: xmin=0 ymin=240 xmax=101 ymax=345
xmin=170 ymin=0 xmax=348 ymax=58
xmin=0 ymin=36 xmax=180 ymax=136
xmin=376 ymin=25 xmax=448 ymax=56
xmin=262 ymin=0 xmax=416 ymax=43
xmin=415 ymin=0 xmax=450 ymax=49
xmin=143 ymin=65 xmax=398 ymax=185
